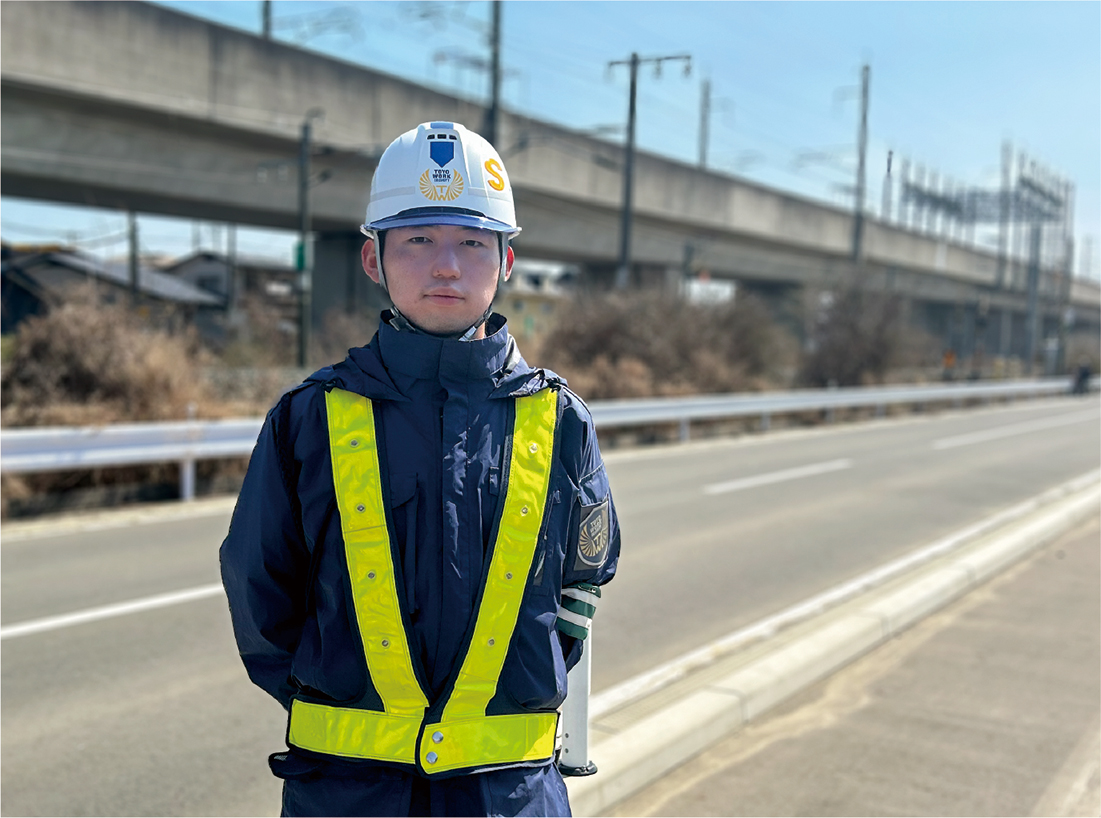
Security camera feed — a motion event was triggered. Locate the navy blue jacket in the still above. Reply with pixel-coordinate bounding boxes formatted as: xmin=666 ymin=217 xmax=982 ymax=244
xmin=220 ymin=315 xmax=619 ymax=794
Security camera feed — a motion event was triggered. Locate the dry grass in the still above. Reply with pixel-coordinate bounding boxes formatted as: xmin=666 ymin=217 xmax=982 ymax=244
xmin=536 ymin=289 xmax=796 ymax=401
xmin=1 ymin=299 xmax=245 ymax=516
xmin=1 ymin=298 xmax=215 ymax=427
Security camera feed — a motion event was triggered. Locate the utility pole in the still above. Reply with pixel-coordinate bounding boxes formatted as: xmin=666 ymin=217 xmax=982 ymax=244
xmin=851 ymin=64 xmax=869 ymax=265
xmin=483 ymin=1 xmax=502 ymax=147
xmin=1025 ymin=222 xmax=1042 ymax=375
xmin=297 ymin=108 xmax=324 ymax=368
xmin=608 ymin=51 xmax=691 ymax=289
xmin=881 ymin=149 xmax=893 ymax=222
xmin=128 ymin=211 xmax=139 ymax=306
xmin=227 ymin=223 xmax=238 ymax=316
xmin=698 ymin=78 xmax=710 ymax=168
xmin=262 ymin=0 xmax=272 ymax=39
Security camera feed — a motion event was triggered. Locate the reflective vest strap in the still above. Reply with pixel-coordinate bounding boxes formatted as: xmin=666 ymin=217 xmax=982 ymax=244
xmin=324 ymin=389 xmax=428 ymax=717
xmin=442 ymin=388 xmax=558 ymax=721
xmin=419 ymin=712 xmax=559 ymax=773
xmin=288 ymin=700 xmax=421 ymax=763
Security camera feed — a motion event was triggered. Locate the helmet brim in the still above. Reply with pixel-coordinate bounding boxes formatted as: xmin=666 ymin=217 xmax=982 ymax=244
xmin=365 ymin=210 xmax=521 ymax=237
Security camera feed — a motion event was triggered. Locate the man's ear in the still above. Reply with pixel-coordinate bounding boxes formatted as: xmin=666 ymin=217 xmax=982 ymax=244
xmin=362 ymin=239 xmax=381 ymax=285
xmin=502 ymin=245 xmax=515 ymax=283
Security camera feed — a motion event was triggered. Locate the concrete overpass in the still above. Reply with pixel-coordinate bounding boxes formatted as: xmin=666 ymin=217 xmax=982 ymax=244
xmin=2 ymin=0 xmax=1098 ymax=360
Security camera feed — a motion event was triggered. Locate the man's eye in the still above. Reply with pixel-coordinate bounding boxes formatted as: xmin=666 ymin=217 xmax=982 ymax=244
xmin=408 ymin=236 xmax=431 ymax=244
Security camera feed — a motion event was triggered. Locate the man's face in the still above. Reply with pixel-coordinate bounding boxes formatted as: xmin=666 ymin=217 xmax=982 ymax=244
xmin=362 ymin=224 xmax=513 ymax=339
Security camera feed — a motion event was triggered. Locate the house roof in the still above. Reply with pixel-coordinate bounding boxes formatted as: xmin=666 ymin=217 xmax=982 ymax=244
xmin=160 ymin=249 xmax=296 ymax=275
xmin=4 ymin=249 xmax=222 ymax=306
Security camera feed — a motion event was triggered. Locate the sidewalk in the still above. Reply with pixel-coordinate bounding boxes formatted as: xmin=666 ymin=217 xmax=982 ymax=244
xmin=606 ymin=514 xmax=1101 ymax=817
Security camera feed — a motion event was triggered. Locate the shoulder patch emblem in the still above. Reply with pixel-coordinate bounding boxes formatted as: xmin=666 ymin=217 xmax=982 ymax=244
xmin=575 ymin=498 xmax=610 ymax=569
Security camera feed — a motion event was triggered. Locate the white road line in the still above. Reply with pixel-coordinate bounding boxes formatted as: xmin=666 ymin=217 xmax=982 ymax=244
xmin=592 ymin=468 xmax=1101 ymax=720
xmin=0 ymin=583 xmax=225 ymax=640
xmin=703 ymin=458 xmax=853 ymax=495
xmin=932 ymin=409 xmax=1100 ymax=450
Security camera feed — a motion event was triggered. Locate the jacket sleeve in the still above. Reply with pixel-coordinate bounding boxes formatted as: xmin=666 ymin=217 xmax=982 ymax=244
xmin=554 ymin=387 xmax=621 ymax=668
xmin=219 ymin=391 xmax=312 ymax=710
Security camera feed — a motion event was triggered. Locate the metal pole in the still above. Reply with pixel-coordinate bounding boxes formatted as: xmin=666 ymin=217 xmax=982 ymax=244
xmin=262 ymin=0 xmax=272 ymax=39
xmin=484 ymin=0 xmax=502 ymax=147
xmin=298 ymin=118 xmax=312 ymax=368
xmin=559 ymin=630 xmax=596 ymax=776
xmin=851 ymin=64 xmax=869 ymax=265
xmin=227 ymin=223 xmax=238 ymax=315
xmin=128 ymin=211 xmax=139 ymax=306
xmin=698 ymin=77 xmax=711 ymax=169
xmin=881 ymin=149 xmax=893 ymax=223
xmin=615 ymin=53 xmax=639 ymax=290
xmin=1025 ymin=222 xmax=1041 ymax=375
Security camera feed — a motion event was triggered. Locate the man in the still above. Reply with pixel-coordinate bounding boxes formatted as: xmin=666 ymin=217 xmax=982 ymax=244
xmin=220 ymin=121 xmax=620 ymax=817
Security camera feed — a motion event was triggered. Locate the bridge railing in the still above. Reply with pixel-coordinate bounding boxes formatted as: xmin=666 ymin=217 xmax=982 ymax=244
xmin=1 ymin=378 xmax=1092 ymax=500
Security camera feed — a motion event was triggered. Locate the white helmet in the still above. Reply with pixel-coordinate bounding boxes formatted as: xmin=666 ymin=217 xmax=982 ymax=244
xmin=363 ymin=121 xmax=520 ymax=238
xmin=360 ymin=121 xmax=521 ymax=339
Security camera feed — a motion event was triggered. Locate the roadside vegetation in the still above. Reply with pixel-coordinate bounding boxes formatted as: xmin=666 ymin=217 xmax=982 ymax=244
xmin=0 ymin=283 xmax=1088 ymax=518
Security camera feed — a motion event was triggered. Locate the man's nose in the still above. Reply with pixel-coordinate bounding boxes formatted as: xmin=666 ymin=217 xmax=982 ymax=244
xmin=433 ymin=245 xmax=461 ymax=278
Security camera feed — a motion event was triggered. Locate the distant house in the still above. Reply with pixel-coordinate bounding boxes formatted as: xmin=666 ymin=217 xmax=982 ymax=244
xmin=1 ymin=244 xmax=223 ymax=337
xmin=157 ymin=251 xmax=300 ymax=332
xmin=498 ymin=259 xmax=576 ymax=344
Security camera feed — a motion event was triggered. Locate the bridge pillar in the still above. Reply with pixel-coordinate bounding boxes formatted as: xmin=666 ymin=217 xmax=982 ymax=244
xmin=312 ymin=231 xmax=389 ymax=329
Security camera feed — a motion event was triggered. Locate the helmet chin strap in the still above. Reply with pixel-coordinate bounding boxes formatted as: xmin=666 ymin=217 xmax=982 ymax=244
xmin=373 ymin=231 xmax=506 ymax=342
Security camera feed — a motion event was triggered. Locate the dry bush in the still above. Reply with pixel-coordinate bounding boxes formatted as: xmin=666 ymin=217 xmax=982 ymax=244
xmin=314 ymin=306 xmax=378 ymax=367
xmin=1065 ymin=334 xmax=1100 ymax=375
xmin=217 ymin=295 xmax=297 ymax=367
xmin=0 ymin=299 xmax=229 ymax=516
xmin=1 ymin=299 xmax=214 ymax=427
xmin=537 ymin=289 xmax=793 ymax=400
xmin=798 ymin=281 xmax=937 ymax=387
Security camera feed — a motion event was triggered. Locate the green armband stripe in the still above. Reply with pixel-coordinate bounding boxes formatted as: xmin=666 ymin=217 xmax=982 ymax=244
xmin=556 ymin=616 xmax=590 ymax=641
xmin=560 ymin=595 xmax=597 ymax=620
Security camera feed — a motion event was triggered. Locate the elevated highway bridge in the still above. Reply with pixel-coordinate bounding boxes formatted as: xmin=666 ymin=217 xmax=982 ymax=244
xmin=2 ymin=1 xmax=1098 ymax=359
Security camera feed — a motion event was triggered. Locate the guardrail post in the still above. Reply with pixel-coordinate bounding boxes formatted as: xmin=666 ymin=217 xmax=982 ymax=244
xmin=760 ymin=412 xmax=770 ymax=432
xmin=875 ymin=403 xmax=885 ymax=418
xmin=679 ymin=418 xmax=690 ymax=442
xmin=179 ymin=459 xmax=196 ymax=501
xmin=559 ymin=629 xmax=597 ymax=776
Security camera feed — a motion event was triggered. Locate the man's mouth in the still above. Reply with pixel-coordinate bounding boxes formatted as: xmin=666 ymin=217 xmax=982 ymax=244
xmin=425 ymin=290 xmax=463 ymax=303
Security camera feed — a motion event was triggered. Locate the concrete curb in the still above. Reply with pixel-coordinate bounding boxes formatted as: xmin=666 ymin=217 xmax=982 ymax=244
xmin=566 ymin=478 xmax=1101 ymax=816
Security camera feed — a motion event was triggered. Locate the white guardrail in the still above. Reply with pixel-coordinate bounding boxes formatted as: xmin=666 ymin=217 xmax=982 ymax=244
xmin=1 ymin=378 xmax=1093 ymax=501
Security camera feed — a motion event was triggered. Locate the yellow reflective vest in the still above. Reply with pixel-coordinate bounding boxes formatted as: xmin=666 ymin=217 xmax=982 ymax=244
xmin=286 ymin=386 xmax=560 ymax=775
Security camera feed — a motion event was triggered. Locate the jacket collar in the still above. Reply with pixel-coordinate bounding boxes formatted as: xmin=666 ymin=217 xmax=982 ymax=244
xmin=376 ymin=312 xmax=517 ymax=386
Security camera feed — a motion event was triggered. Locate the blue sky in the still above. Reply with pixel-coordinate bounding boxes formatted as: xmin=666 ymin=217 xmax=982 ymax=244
xmin=3 ymin=1 xmax=1099 ymax=278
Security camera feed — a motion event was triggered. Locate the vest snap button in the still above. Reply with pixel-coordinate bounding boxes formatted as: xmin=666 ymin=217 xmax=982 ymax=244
xmin=520 ymin=506 xmax=529 ymax=515
xmin=381 ymin=639 xmax=390 ymax=648
xmin=529 ymin=443 xmax=539 ymax=453
xmin=488 ymin=638 xmax=495 ymax=646
xmin=350 ymin=439 xmax=359 ymax=447
xmin=506 ymin=572 xmax=513 ymax=580
xmin=356 ymin=504 xmax=366 ymax=513
xmin=426 ymin=752 xmax=438 ymax=764
xmin=432 ymin=731 xmax=444 ymax=743
xmin=368 ymin=571 xmax=376 ymax=579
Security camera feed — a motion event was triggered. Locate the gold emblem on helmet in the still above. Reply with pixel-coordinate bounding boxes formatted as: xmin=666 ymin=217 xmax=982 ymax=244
xmin=419 ymin=168 xmax=465 ymax=202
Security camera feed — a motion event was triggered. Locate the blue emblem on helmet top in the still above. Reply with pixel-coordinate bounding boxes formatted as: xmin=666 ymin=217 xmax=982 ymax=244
xmin=430 ymin=140 xmax=455 ymax=167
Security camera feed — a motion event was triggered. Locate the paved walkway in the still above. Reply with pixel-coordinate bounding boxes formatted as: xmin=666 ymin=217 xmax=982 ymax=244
xmin=608 ymin=515 xmax=1101 ymax=817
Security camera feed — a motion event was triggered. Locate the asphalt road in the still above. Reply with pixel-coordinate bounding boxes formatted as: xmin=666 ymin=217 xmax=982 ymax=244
xmin=2 ymin=396 xmax=1098 ymax=816
xmin=608 ymin=515 xmax=1101 ymax=817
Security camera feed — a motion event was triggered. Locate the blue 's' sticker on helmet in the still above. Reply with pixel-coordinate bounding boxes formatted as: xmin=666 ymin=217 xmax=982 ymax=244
xmin=430 ymin=141 xmax=455 ymax=168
